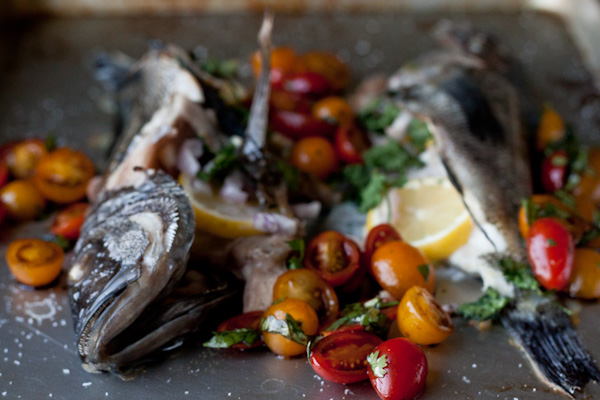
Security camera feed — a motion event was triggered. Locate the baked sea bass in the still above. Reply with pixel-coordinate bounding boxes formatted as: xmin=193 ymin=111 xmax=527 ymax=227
xmin=387 ymin=23 xmax=600 ymax=396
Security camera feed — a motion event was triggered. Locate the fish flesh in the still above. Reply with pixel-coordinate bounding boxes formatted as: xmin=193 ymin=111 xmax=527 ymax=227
xmin=388 ymin=24 xmax=600 ymax=396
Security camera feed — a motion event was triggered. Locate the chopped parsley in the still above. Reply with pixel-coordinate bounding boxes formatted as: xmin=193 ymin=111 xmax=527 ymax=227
xmin=417 ymin=264 xmax=431 ymax=282
xmin=366 ymin=351 xmax=387 ymax=378
xmin=286 ymin=239 xmax=305 ymax=270
xmin=497 ymin=258 xmax=541 ymax=293
xmin=200 ymin=57 xmax=239 ymax=80
xmin=197 ymin=143 xmax=239 ymax=183
xmin=546 ymin=238 xmax=557 ymax=247
xmin=457 ymin=288 xmax=509 ymax=322
xmin=406 ymin=119 xmax=433 ymax=152
xmin=203 ymin=328 xmax=260 ymax=348
xmin=522 ymin=197 xmax=572 ymax=226
xmin=358 ymin=99 xmax=400 ymax=135
xmin=261 ymin=314 xmax=310 ymax=346
xmin=324 ymin=297 xmax=398 ymax=337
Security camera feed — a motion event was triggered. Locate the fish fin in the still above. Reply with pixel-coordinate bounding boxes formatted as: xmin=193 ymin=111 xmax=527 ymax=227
xmin=501 ymin=297 xmax=600 ymax=396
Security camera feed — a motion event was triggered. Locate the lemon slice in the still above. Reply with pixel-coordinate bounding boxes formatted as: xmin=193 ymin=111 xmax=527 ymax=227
xmin=179 ymin=174 xmax=262 ymax=239
xmin=366 ymin=177 xmax=472 ymax=262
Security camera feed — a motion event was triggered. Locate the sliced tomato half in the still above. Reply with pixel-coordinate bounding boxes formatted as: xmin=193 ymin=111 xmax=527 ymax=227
xmin=305 ymin=231 xmax=361 ymax=287
xmin=51 ymin=202 xmax=89 ymax=241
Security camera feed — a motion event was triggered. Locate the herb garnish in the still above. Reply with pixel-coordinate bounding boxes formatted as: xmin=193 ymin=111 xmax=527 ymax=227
xmin=366 ymin=351 xmax=387 ymax=378
xmin=261 ymin=314 xmax=310 ymax=346
xmin=200 ymin=57 xmax=239 ymax=80
xmin=497 ymin=258 xmax=541 ymax=293
xmin=358 ymin=99 xmax=401 ymax=135
xmin=324 ymin=297 xmax=398 ymax=337
xmin=203 ymin=328 xmax=260 ymax=348
xmin=286 ymin=239 xmax=305 ymax=270
xmin=457 ymin=288 xmax=509 ymax=322
xmin=417 ymin=264 xmax=431 ymax=282
xmin=197 ymin=143 xmax=239 ymax=183
xmin=406 ymin=119 xmax=433 ymax=152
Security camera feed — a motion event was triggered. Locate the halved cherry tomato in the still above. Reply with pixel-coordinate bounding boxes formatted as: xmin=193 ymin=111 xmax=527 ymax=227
xmin=371 ymin=241 xmax=435 ymax=300
xmin=312 ymin=96 xmax=354 ymax=126
xmin=367 ymin=338 xmax=428 ymax=400
xmin=271 ymin=109 xmax=336 ymax=141
xmin=290 ymin=137 xmax=338 ymax=180
xmin=310 ymin=330 xmax=383 ymax=384
xmin=50 ymin=202 xmax=89 ymax=241
xmin=273 ymin=268 xmax=339 ymax=320
xmin=297 ymin=51 xmax=350 ymax=92
xmin=397 ymin=286 xmax=453 ymax=346
xmin=283 ymin=72 xmax=331 ymax=97
xmin=0 ymin=180 xmax=46 ymax=220
xmin=251 ymin=46 xmax=297 ymax=89
xmin=536 ymin=106 xmax=565 ymax=151
xmin=262 ymin=298 xmax=319 ymax=357
xmin=541 ymin=149 xmax=568 ymax=193
xmin=33 ymin=147 xmax=95 ymax=204
xmin=334 ymin=124 xmax=371 ymax=164
xmin=527 ymin=218 xmax=574 ymax=290
xmin=365 ymin=224 xmax=402 ymax=268
xmin=6 ymin=139 xmax=47 ymax=179
xmin=305 ymin=231 xmax=361 ymax=287
xmin=217 ymin=311 xmax=264 ymax=350
xmin=270 ymin=90 xmax=312 ymax=113
xmin=6 ymin=238 xmax=64 ymax=287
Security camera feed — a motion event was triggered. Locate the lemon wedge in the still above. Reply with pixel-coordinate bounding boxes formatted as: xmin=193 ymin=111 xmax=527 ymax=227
xmin=366 ymin=177 xmax=472 ymax=262
xmin=179 ymin=174 xmax=262 ymax=239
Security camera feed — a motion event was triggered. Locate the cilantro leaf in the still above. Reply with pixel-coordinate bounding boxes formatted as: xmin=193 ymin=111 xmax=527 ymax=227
xmin=198 ymin=144 xmax=239 ymax=183
xmin=261 ymin=314 xmax=310 ymax=346
xmin=497 ymin=258 xmax=541 ymax=293
xmin=325 ymin=297 xmax=397 ymax=337
xmin=406 ymin=119 xmax=433 ymax=151
xmin=358 ymin=99 xmax=400 ymax=135
xmin=457 ymin=288 xmax=509 ymax=321
xmin=286 ymin=239 xmax=305 ymax=270
xmin=53 ymin=235 xmax=71 ymax=251
xmin=45 ymin=132 xmax=57 ymax=152
xmin=366 ymin=350 xmax=388 ymax=378
xmin=417 ymin=264 xmax=430 ymax=282
xmin=203 ymin=328 xmax=260 ymax=348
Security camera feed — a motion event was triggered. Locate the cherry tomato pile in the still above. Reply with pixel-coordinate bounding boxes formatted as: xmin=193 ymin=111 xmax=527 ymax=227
xmin=251 ymin=46 xmax=371 ymax=180
xmin=1 ymin=138 xmax=94 ymax=287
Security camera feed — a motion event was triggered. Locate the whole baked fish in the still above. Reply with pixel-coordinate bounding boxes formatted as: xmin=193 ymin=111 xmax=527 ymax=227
xmin=388 ymin=25 xmax=600 ymax=396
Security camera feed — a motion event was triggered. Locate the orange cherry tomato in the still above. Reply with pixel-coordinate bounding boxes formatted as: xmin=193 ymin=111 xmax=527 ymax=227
xmin=572 ymin=147 xmax=600 ymax=221
xmin=6 ymin=238 xmax=64 ymax=287
xmin=290 ymin=137 xmax=337 ymax=180
xmin=297 ymin=51 xmax=350 ymax=92
xmin=397 ymin=286 xmax=453 ymax=345
xmin=33 ymin=147 xmax=95 ymax=204
xmin=6 ymin=139 xmax=47 ymax=179
xmin=565 ymin=248 xmax=600 ymax=299
xmin=0 ymin=180 xmax=46 ymax=220
xmin=536 ymin=106 xmax=564 ymax=151
xmin=304 ymin=231 xmax=361 ymax=287
xmin=251 ymin=46 xmax=297 ymax=89
xmin=273 ymin=268 xmax=339 ymax=320
xmin=217 ymin=311 xmax=265 ymax=350
xmin=50 ymin=202 xmax=89 ymax=240
xmin=371 ymin=241 xmax=435 ymax=300
xmin=312 ymin=96 xmax=354 ymax=126
xmin=262 ymin=298 xmax=319 ymax=357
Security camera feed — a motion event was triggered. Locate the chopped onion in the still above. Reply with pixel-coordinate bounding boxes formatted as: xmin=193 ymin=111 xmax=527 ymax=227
xmin=190 ymin=177 xmax=213 ymax=196
xmin=253 ymin=213 xmax=298 ymax=235
xmin=291 ymin=201 xmax=322 ymax=220
xmin=219 ymin=170 xmax=248 ymax=205
xmin=176 ymin=138 xmax=203 ymax=176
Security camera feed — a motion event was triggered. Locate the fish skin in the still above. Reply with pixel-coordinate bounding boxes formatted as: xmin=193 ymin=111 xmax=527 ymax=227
xmin=388 ymin=25 xmax=600 ymax=396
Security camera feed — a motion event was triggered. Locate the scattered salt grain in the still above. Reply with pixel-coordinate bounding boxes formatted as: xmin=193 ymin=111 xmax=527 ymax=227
xmin=49 ymin=394 xmax=52 ymax=397
xmin=62 ymin=369 xmax=70 ymax=375
xmin=532 ymin=388 xmax=537 ymax=392
xmin=1 ymin=392 xmax=6 ymax=396
xmin=227 ymin=393 xmax=231 ymax=397
xmin=13 ymin=360 xmax=20 ymax=366
xmin=184 ymin=391 xmax=189 ymax=395
xmin=472 ymin=363 xmax=477 ymax=368
xmin=82 ymin=382 xmax=92 ymax=388
xmin=462 ymin=376 xmax=471 ymax=384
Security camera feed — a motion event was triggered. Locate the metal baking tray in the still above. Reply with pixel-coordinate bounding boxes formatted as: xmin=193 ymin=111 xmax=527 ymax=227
xmin=2 ymin=2 xmax=600 ymax=399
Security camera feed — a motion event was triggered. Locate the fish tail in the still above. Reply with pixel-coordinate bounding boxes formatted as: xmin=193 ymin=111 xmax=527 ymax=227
xmin=501 ymin=296 xmax=600 ymax=396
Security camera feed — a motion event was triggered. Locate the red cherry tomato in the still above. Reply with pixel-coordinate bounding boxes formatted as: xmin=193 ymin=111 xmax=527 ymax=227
xmin=367 ymin=338 xmax=428 ymax=400
xmin=364 ymin=224 xmax=402 ymax=269
xmin=0 ymin=203 xmax=6 ymax=225
xmin=283 ymin=72 xmax=331 ymax=97
xmin=527 ymin=218 xmax=574 ymax=290
xmin=0 ymin=161 xmax=8 ymax=189
xmin=310 ymin=330 xmax=383 ymax=384
xmin=50 ymin=202 xmax=89 ymax=241
xmin=271 ymin=110 xmax=336 ymax=141
xmin=334 ymin=124 xmax=371 ymax=164
xmin=270 ymin=90 xmax=312 ymax=114
xmin=541 ymin=150 xmax=568 ymax=193
xmin=305 ymin=231 xmax=361 ymax=287
xmin=217 ymin=311 xmax=264 ymax=350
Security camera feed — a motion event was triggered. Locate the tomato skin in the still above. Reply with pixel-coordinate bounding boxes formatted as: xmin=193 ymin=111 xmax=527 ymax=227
xmin=527 ymin=218 xmax=574 ymax=290
xmin=283 ymin=72 xmax=331 ymax=97
xmin=565 ymin=248 xmax=600 ymax=299
xmin=6 ymin=139 xmax=47 ymax=179
xmin=310 ymin=331 xmax=383 ymax=384
xmin=371 ymin=241 xmax=435 ymax=300
xmin=304 ymin=231 xmax=361 ymax=287
xmin=541 ymin=150 xmax=568 ymax=193
xmin=536 ymin=106 xmax=565 ymax=151
xmin=271 ymin=109 xmax=336 ymax=141
xmin=0 ymin=161 xmax=8 ymax=189
xmin=270 ymin=90 xmax=312 ymax=114
xmin=297 ymin=51 xmax=350 ymax=92
xmin=291 ymin=137 xmax=338 ymax=180
xmin=217 ymin=311 xmax=264 ymax=350
xmin=273 ymin=268 xmax=339 ymax=320
xmin=312 ymin=96 xmax=354 ymax=126
xmin=365 ymin=224 xmax=402 ymax=269
xmin=6 ymin=238 xmax=64 ymax=287
xmin=367 ymin=338 xmax=428 ymax=400
xmin=251 ymin=46 xmax=297 ymax=89
xmin=334 ymin=124 xmax=371 ymax=164
xmin=518 ymin=195 xmax=572 ymax=239
xmin=51 ymin=202 xmax=89 ymax=240
xmin=0 ymin=180 xmax=46 ymax=220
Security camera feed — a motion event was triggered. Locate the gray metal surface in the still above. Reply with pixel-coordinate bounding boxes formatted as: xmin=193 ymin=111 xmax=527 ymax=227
xmin=1 ymin=10 xmax=600 ymax=400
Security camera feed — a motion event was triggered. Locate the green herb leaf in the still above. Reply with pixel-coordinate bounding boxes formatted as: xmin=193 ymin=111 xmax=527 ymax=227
xmin=53 ymin=235 xmax=71 ymax=251
xmin=457 ymin=288 xmax=509 ymax=322
xmin=498 ymin=258 xmax=541 ymax=293
xmin=554 ymin=190 xmax=575 ymax=209
xmin=324 ymin=297 xmax=396 ymax=337
xmin=261 ymin=314 xmax=310 ymax=346
xmin=547 ymin=238 xmax=557 ymax=247
xmin=286 ymin=239 xmax=305 ymax=270
xmin=417 ymin=264 xmax=430 ymax=282
xmin=198 ymin=144 xmax=239 ymax=183
xmin=366 ymin=350 xmax=387 ymax=378
xmin=200 ymin=57 xmax=239 ymax=80
xmin=203 ymin=328 xmax=260 ymax=348
xmin=276 ymin=161 xmax=300 ymax=192
xmin=358 ymin=99 xmax=400 ymax=135
xmin=45 ymin=132 xmax=57 ymax=152
xmin=407 ymin=119 xmax=433 ymax=151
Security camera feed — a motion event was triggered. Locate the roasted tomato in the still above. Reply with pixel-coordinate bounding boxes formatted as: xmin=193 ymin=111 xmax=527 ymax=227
xmin=312 ymin=96 xmax=354 ymax=126
xmin=565 ymin=248 xmax=600 ymax=299
xmin=262 ymin=298 xmax=318 ymax=357
xmin=6 ymin=238 xmax=64 ymax=287
xmin=0 ymin=180 xmax=46 ymax=220
xmin=251 ymin=46 xmax=297 ymax=89
xmin=334 ymin=124 xmax=371 ymax=164
xmin=270 ymin=90 xmax=312 ymax=113
xmin=310 ymin=330 xmax=383 ymax=384
xmin=271 ymin=109 xmax=336 ymax=141
xmin=527 ymin=218 xmax=574 ymax=290
xmin=305 ymin=231 xmax=361 ymax=287
xmin=367 ymin=338 xmax=428 ymax=400
xmin=371 ymin=241 xmax=435 ymax=300
xmin=397 ymin=286 xmax=453 ymax=346
xmin=50 ymin=202 xmax=89 ymax=241
xmin=273 ymin=268 xmax=339 ymax=320
xmin=297 ymin=51 xmax=350 ymax=92
xmin=290 ymin=137 xmax=338 ymax=180
xmin=33 ymin=147 xmax=95 ymax=204
xmin=216 ymin=311 xmax=264 ymax=350
xmin=541 ymin=150 xmax=568 ymax=193
xmin=364 ymin=224 xmax=402 ymax=268
xmin=283 ymin=71 xmax=331 ymax=97
xmin=6 ymin=139 xmax=47 ymax=179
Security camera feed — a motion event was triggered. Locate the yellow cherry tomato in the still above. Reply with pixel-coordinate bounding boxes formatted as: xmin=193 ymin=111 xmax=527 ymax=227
xmin=6 ymin=238 xmax=64 ymax=287
xmin=6 ymin=139 xmax=48 ymax=179
xmin=262 ymin=298 xmax=319 ymax=357
xmin=565 ymin=248 xmax=600 ymax=299
xmin=371 ymin=241 xmax=435 ymax=300
xmin=397 ymin=286 xmax=453 ymax=345
xmin=0 ymin=180 xmax=46 ymax=220
xmin=312 ymin=96 xmax=354 ymax=126
xmin=536 ymin=106 xmax=564 ymax=150
xmin=297 ymin=51 xmax=350 ymax=92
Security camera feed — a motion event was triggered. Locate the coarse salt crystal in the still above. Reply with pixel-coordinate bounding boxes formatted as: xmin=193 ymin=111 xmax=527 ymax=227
xmin=82 ymin=382 xmax=92 ymax=388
